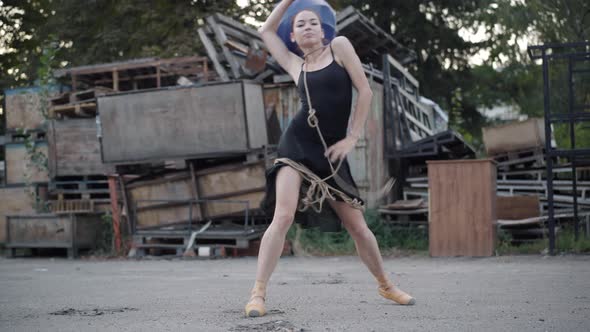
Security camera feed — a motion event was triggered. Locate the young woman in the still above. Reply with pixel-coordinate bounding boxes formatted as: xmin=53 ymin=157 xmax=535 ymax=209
xmin=245 ymin=0 xmax=415 ymax=317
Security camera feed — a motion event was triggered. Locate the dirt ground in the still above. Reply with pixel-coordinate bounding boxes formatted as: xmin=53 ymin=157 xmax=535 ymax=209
xmin=0 ymin=254 xmax=589 ymax=332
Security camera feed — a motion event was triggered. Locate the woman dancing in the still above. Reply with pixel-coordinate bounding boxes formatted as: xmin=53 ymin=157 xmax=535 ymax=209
xmin=245 ymin=0 xmax=415 ymax=317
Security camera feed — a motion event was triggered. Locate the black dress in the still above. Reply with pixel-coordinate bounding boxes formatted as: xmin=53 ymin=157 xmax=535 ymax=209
xmin=262 ymin=44 xmax=364 ymax=225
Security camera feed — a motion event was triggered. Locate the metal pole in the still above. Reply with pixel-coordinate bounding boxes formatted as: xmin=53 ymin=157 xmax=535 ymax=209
xmin=107 ymin=175 xmax=122 ymax=253
xmin=244 ymin=202 xmax=250 ymax=229
xmin=382 ymin=54 xmax=395 ymax=156
xmin=188 ymin=200 xmax=193 ymax=234
xmin=568 ymin=56 xmax=579 ymax=240
xmin=542 ymin=50 xmax=556 ymax=255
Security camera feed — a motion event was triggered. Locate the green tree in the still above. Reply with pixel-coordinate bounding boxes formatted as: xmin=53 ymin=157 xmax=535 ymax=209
xmin=0 ymin=0 xmax=245 ymax=88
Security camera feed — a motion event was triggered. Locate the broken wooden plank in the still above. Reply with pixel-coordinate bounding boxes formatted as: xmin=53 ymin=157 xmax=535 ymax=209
xmin=214 ymin=13 xmax=260 ymax=40
xmin=225 ymin=39 xmax=249 ymax=54
xmin=207 ymin=16 xmax=241 ymax=79
xmin=198 ymin=27 xmax=230 ymax=81
xmin=497 ymin=210 xmax=590 ymax=226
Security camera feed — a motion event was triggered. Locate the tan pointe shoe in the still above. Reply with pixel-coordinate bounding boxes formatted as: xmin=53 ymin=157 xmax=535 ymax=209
xmin=379 ymin=284 xmax=416 ymax=305
xmin=245 ymin=281 xmax=266 ymax=317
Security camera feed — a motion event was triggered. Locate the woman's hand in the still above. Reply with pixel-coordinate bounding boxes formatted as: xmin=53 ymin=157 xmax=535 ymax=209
xmin=324 ymin=136 xmax=358 ymax=163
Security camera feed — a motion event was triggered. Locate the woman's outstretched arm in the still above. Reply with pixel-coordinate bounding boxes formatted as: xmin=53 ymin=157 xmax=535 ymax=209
xmin=332 ymin=36 xmax=373 ymax=141
xmin=258 ymin=0 xmax=303 ymax=81
xmin=325 ymin=36 xmax=373 ymax=162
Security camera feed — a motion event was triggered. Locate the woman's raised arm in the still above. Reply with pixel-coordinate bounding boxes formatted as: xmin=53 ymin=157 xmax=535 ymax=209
xmin=258 ymin=0 xmax=303 ymax=81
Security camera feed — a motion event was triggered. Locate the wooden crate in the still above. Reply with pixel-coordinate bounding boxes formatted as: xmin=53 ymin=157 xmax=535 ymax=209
xmin=197 ymin=161 xmax=266 ymax=218
xmin=4 ymin=141 xmax=49 ymax=184
xmin=97 ymin=81 xmax=268 ymax=164
xmin=126 ymin=161 xmax=266 ymax=229
xmin=47 ymin=118 xmax=109 ymax=177
xmin=427 ymin=159 xmax=497 ymax=257
xmin=0 ymin=186 xmax=36 ymax=243
xmin=5 ymin=213 xmax=102 ymax=258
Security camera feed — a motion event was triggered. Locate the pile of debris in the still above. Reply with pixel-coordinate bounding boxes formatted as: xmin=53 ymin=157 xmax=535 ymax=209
xmin=0 ymin=85 xmax=112 ymax=258
xmin=2 ymin=6 xmax=464 ymax=257
xmin=397 ymin=117 xmax=590 ymax=243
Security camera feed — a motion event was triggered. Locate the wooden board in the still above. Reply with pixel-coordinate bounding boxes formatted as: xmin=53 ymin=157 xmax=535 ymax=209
xmin=243 ymin=82 xmax=268 ymax=149
xmin=0 ymin=186 xmax=36 ymax=243
xmin=128 ymin=172 xmax=201 ymax=228
xmin=128 ymin=172 xmax=194 ymax=201
xmin=428 ymin=159 xmax=496 ymax=257
xmin=197 ymin=161 xmax=266 ymax=218
xmin=5 ymin=142 xmax=49 ymax=184
xmin=203 ymin=191 xmax=265 ymax=218
xmin=135 ymin=205 xmax=197 ymax=229
xmin=47 ymin=118 xmax=107 ymax=177
xmin=7 ymin=214 xmax=72 ymax=244
xmin=349 ymin=80 xmax=387 ymax=207
xmin=262 ymin=84 xmax=299 ymax=144
xmin=496 ymin=195 xmax=540 ymax=220
xmin=98 ymin=82 xmax=268 ymax=164
xmin=197 ymin=162 xmax=265 ymax=197
xmin=4 ymin=90 xmax=48 ymax=131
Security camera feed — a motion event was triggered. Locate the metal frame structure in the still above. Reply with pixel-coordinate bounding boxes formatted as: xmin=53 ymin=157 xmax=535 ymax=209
xmin=528 ymin=41 xmax=590 ymax=254
xmin=382 ymin=54 xmax=434 ymax=157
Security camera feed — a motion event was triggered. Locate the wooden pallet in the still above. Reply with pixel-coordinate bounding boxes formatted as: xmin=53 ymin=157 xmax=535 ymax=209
xmin=3 ymin=130 xmax=47 ymax=142
xmin=49 ymin=175 xmax=110 ymax=200
xmin=48 ymin=199 xmax=95 ymax=214
xmin=54 ymin=56 xmax=210 ymax=92
xmin=49 ymin=102 xmax=97 ymax=118
xmin=497 ymin=165 xmax=590 ymax=181
xmin=49 ymin=87 xmax=115 ymax=118
xmin=493 ymin=147 xmax=545 ymax=169
xmin=130 ymin=225 xmax=266 ymax=257
xmin=132 ymin=232 xmax=191 ymax=256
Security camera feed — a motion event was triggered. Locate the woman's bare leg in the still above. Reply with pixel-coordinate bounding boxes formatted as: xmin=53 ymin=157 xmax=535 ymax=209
xmin=328 ymin=200 xmax=386 ymax=278
xmin=328 ymin=199 xmax=415 ymax=304
xmin=247 ymin=166 xmax=302 ymax=310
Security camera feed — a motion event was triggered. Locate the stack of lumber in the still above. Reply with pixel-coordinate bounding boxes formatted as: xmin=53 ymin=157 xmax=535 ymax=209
xmin=53 ymin=56 xmax=210 ymax=93
xmin=336 ymin=6 xmax=416 ymax=65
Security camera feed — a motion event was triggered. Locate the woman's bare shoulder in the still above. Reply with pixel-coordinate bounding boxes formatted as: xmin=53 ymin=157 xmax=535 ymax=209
xmin=331 ymin=36 xmax=357 ymax=66
xmin=331 ymin=36 xmax=354 ymax=52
